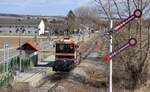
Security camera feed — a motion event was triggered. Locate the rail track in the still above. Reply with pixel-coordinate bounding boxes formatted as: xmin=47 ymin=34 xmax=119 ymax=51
xmin=32 ymin=34 xmax=100 ymax=92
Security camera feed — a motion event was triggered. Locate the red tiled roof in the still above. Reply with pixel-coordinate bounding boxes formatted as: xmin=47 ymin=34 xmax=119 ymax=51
xmin=26 ymin=42 xmax=40 ymax=51
xmin=18 ymin=41 xmax=40 ymax=51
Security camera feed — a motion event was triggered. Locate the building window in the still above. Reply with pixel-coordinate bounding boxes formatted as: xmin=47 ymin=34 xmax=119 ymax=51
xmin=9 ymin=31 xmax=12 ymax=33
xmin=34 ymin=27 xmax=38 ymax=29
xmin=9 ymin=26 xmax=11 ymax=28
xmin=28 ymin=31 xmax=30 ymax=34
xmin=16 ymin=28 xmax=19 ymax=33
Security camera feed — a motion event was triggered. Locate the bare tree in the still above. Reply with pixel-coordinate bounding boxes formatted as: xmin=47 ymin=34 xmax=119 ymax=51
xmin=74 ymin=6 xmax=105 ymax=31
xmin=66 ymin=10 xmax=76 ymax=35
xmin=95 ymin=0 xmax=150 ymax=90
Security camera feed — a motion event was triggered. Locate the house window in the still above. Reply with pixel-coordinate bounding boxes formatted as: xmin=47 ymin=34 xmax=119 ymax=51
xmin=34 ymin=27 xmax=38 ymax=29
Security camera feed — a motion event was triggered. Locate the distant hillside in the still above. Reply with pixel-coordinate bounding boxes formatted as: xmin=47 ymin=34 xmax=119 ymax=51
xmin=0 ymin=13 xmax=23 ymax=17
xmin=0 ymin=13 xmax=45 ymax=17
xmin=0 ymin=13 xmax=55 ymax=17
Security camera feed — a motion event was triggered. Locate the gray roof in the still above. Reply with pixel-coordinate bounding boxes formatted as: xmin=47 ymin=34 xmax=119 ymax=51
xmin=0 ymin=18 xmax=41 ymax=27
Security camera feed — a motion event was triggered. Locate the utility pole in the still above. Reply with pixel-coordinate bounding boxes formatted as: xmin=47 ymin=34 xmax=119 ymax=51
xmin=34 ymin=27 xmax=39 ymax=44
xmin=19 ymin=27 xmax=22 ymax=72
xmin=18 ymin=19 xmax=23 ymax=72
xmin=108 ymin=0 xmax=113 ymax=92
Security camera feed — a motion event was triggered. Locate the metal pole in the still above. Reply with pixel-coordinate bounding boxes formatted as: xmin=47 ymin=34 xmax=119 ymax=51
xmin=6 ymin=45 xmax=9 ymax=84
xmin=3 ymin=46 xmax=5 ymax=73
xmin=35 ymin=30 xmax=37 ymax=44
xmin=7 ymin=47 xmax=10 ymax=72
xmin=108 ymin=0 xmax=113 ymax=92
xmin=50 ymin=28 xmax=52 ymax=41
xmin=17 ymin=19 xmax=22 ymax=72
xmin=19 ymin=28 xmax=22 ymax=72
xmin=6 ymin=46 xmax=8 ymax=73
xmin=109 ymin=20 xmax=113 ymax=92
xmin=37 ymin=29 xmax=39 ymax=43
xmin=35 ymin=29 xmax=39 ymax=44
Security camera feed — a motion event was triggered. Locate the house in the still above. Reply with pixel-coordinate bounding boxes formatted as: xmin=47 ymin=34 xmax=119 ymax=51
xmin=17 ymin=41 xmax=40 ymax=66
xmin=0 ymin=17 xmax=45 ymax=36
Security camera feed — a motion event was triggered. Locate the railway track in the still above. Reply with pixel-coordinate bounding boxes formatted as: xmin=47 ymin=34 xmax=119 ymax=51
xmin=32 ymin=34 xmax=100 ymax=92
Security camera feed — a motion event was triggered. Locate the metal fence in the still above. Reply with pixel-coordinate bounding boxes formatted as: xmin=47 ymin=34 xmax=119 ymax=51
xmin=0 ymin=52 xmax=32 ymax=87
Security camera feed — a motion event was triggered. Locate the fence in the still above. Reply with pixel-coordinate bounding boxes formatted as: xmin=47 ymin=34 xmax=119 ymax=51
xmin=0 ymin=56 xmax=32 ymax=87
xmin=0 ymin=56 xmax=18 ymax=87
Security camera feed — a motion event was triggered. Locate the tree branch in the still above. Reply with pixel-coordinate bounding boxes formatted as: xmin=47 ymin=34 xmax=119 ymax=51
xmin=132 ymin=0 xmax=138 ymax=9
xmin=94 ymin=0 xmax=110 ymax=20
xmin=112 ymin=0 xmax=122 ymax=19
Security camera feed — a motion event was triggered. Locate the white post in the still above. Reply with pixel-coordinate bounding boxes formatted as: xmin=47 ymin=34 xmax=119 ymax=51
xmin=108 ymin=0 xmax=113 ymax=91
xmin=6 ymin=47 xmax=8 ymax=73
xmin=109 ymin=20 xmax=113 ymax=92
xmin=7 ymin=47 xmax=9 ymax=73
xmin=3 ymin=47 xmax=5 ymax=73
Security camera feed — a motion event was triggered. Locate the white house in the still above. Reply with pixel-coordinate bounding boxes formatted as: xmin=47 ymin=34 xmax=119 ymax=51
xmin=0 ymin=17 xmax=45 ymax=36
xmin=38 ymin=20 xmax=45 ymax=35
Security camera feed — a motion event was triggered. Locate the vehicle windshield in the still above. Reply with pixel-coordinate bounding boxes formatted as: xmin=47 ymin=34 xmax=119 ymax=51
xmin=56 ymin=43 xmax=74 ymax=53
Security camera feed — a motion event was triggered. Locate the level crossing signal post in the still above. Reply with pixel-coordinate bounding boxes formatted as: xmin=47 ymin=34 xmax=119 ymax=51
xmin=103 ymin=9 xmax=142 ymax=92
xmin=104 ymin=9 xmax=142 ymax=62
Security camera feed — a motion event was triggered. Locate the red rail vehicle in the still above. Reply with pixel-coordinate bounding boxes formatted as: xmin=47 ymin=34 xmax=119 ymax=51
xmin=52 ymin=37 xmax=81 ymax=71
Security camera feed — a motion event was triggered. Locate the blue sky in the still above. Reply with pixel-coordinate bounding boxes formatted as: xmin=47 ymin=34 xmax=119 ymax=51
xmin=0 ymin=0 xmax=93 ymax=16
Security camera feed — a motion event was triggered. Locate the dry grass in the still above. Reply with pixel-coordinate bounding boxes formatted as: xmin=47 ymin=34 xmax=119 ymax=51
xmin=51 ymin=80 xmax=102 ymax=92
xmin=0 ymin=36 xmax=48 ymax=48
xmin=0 ymin=82 xmax=30 ymax=92
xmin=0 ymin=36 xmax=33 ymax=48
